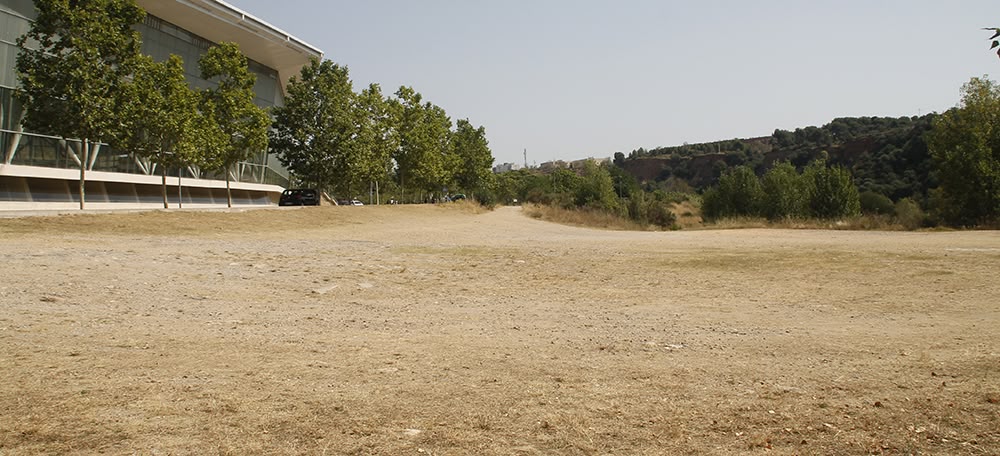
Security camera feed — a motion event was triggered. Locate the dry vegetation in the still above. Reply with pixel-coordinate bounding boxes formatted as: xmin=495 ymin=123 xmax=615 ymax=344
xmin=1 ymin=205 xmax=998 ymax=455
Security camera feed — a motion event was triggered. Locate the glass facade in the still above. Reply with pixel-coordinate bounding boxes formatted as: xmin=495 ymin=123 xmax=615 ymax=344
xmin=0 ymin=0 xmax=291 ymax=200
xmin=137 ymin=14 xmax=281 ymax=108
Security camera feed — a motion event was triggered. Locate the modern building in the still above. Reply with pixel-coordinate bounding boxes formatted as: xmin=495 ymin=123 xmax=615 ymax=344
xmin=0 ymin=0 xmax=322 ymax=210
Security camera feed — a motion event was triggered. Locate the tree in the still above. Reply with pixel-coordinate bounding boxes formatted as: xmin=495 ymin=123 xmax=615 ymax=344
xmin=613 ymin=151 xmax=626 ymax=166
xmin=575 ymin=161 xmax=623 ymax=214
xmin=701 ymin=165 xmax=763 ymax=220
xmin=495 ymin=168 xmax=536 ymax=204
xmin=118 ymin=55 xmax=201 ymax=208
xmin=270 ymin=58 xmax=356 ymax=195
xmin=450 ymin=119 xmax=495 ymax=200
xmin=859 ymin=191 xmax=894 ymax=216
xmin=198 ymin=42 xmax=270 ymax=208
xmin=393 ymin=86 xmax=453 ymax=201
xmin=418 ymin=103 xmax=456 ymax=198
xmin=354 ymin=83 xmax=397 ymax=203
xmin=760 ymin=161 xmax=808 ymax=220
xmin=926 ymin=76 xmax=1000 ymax=225
xmin=15 ymin=0 xmax=145 ymax=209
xmin=805 ymin=161 xmax=861 ymax=219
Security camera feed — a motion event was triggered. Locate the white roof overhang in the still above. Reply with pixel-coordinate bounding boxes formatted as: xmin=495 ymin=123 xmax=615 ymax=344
xmin=135 ymin=0 xmax=323 ymax=91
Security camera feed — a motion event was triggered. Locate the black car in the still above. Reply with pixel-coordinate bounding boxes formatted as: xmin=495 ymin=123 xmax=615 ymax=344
xmin=279 ymin=188 xmax=320 ymax=206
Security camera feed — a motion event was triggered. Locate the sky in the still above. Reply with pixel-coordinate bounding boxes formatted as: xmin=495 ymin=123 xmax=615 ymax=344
xmin=229 ymin=0 xmax=998 ymax=166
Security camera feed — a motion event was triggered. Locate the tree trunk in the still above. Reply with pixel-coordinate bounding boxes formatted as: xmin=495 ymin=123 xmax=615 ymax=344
xmin=79 ymin=138 xmax=88 ymax=210
xmin=226 ymin=167 xmax=233 ymax=208
xmin=160 ymin=150 xmax=169 ymax=209
xmin=178 ymin=168 xmax=183 ymax=209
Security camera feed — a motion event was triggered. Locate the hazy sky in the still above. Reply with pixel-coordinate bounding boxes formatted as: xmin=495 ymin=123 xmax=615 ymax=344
xmin=229 ymin=0 xmax=997 ymax=165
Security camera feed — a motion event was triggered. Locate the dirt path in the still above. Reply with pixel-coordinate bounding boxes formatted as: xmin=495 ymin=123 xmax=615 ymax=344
xmin=1 ymin=205 xmax=998 ymax=455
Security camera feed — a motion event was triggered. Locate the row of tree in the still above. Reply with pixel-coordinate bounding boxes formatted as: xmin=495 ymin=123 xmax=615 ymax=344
xmin=616 ymin=75 xmax=1000 ymax=227
xmin=15 ymin=0 xmax=496 ymax=209
xmin=495 ymin=161 xmax=678 ymax=228
xmin=269 ymin=60 xmax=495 ymax=203
xmin=16 ymin=0 xmax=268 ymax=208
xmin=926 ymin=76 xmax=1000 ymax=226
xmin=701 ymin=161 xmax=861 ymax=221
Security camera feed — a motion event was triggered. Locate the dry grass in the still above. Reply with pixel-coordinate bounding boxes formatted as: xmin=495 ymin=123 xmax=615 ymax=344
xmin=521 ymin=204 xmax=648 ymax=231
xmin=702 ymin=215 xmax=939 ymax=232
xmin=1 ymin=206 xmax=999 ymax=455
xmin=671 ymin=200 xmax=703 ymax=229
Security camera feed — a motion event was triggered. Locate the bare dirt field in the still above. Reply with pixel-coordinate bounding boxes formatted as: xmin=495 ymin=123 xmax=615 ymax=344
xmin=1 ymin=205 xmax=998 ymax=455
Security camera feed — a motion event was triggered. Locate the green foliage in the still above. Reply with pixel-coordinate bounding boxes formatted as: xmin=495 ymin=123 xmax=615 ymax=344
xmin=15 ymin=0 xmax=145 ymax=208
xmin=273 ymin=71 xmax=497 ymax=203
xmin=701 ymin=166 xmax=763 ymax=220
xmin=118 ymin=54 xmax=202 ymax=208
xmin=494 ymin=164 xmax=675 ymax=228
xmin=271 ymin=61 xmax=405 ymax=200
xmin=393 ymin=86 xmax=455 ymax=199
xmin=702 ymin=161 xmax=861 ymax=221
xmin=198 ymin=42 xmax=270 ymax=207
xmin=760 ymin=161 xmax=808 ymax=220
xmin=926 ymin=76 xmax=1000 ymax=226
xmin=805 ymin=162 xmax=861 ymax=219
xmin=354 ymin=83 xmax=397 ymax=195
xmin=645 ymin=198 xmax=677 ymax=228
xmin=450 ymin=119 xmax=495 ymax=199
xmin=894 ymin=198 xmax=925 ymax=230
xmin=622 ymin=115 xmax=936 ymax=202
xmin=607 ymin=164 xmax=640 ymax=199
xmin=270 ymin=58 xmax=356 ymax=193
xmin=859 ymin=191 xmax=895 ymax=216
xmin=15 ymin=0 xmax=145 ymax=143
xmin=626 ymin=190 xmax=677 ymax=228
xmin=574 ymin=161 xmax=624 ymax=215
xmin=494 ymin=169 xmax=536 ymax=204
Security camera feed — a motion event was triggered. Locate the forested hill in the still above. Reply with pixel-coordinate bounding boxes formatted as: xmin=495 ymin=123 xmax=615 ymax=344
xmin=618 ymin=115 xmax=937 ymax=201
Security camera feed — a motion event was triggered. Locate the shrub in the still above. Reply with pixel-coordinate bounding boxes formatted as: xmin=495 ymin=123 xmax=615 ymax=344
xmin=806 ymin=163 xmax=861 ymax=219
xmin=646 ymin=199 xmax=677 ymax=228
xmin=859 ymin=191 xmax=895 ymax=216
xmin=894 ymin=197 xmax=925 ymax=230
xmin=760 ymin=161 xmax=808 ymax=220
xmin=701 ymin=165 xmax=763 ymax=220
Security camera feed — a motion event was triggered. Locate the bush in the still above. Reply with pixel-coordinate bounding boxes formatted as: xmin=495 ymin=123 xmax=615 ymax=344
xmin=646 ymin=199 xmax=677 ymax=228
xmin=859 ymin=191 xmax=895 ymax=215
xmin=701 ymin=165 xmax=763 ymax=220
xmin=894 ymin=198 xmax=925 ymax=230
xmin=760 ymin=161 xmax=808 ymax=220
xmin=806 ymin=163 xmax=861 ymax=219
xmin=625 ymin=190 xmax=678 ymax=228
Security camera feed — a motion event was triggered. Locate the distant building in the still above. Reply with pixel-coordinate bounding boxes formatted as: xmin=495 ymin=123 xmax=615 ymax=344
xmin=569 ymin=157 xmax=611 ymax=170
xmin=0 ymin=0 xmax=322 ymax=210
xmin=538 ymin=160 xmax=569 ymax=172
xmin=492 ymin=162 xmax=523 ymax=173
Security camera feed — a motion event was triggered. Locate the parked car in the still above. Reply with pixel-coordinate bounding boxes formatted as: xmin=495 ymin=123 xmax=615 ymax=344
xmin=279 ymin=188 xmax=320 ymax=206
xmin=451 ymin=193 xmax=466 ymax=201
xmin=350 ymin=199 xmax=364 ymax=206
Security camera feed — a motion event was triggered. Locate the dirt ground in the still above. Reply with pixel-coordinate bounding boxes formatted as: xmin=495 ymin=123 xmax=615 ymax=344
xmin=1 ymin=205 xmax=998 ymax=455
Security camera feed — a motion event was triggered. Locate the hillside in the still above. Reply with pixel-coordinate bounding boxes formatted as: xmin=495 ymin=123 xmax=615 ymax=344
xmin=619 ymin=115 xmax=936 ymax=200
